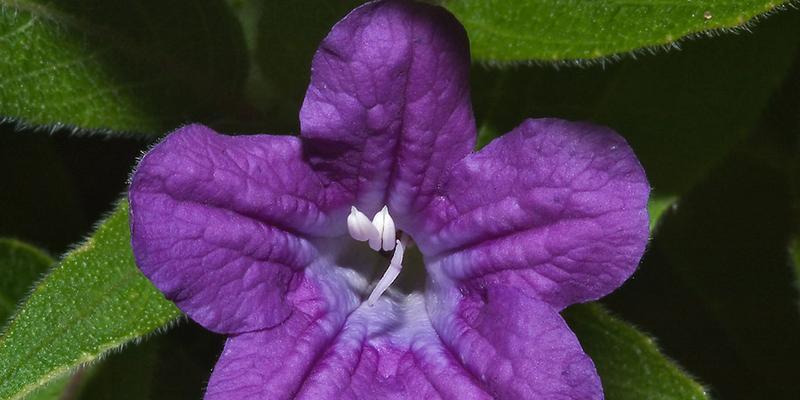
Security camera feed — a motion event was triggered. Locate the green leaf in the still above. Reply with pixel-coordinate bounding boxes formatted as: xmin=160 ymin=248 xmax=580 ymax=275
xmin=442 ymin=0 xmax=792 ymax=62
xmin=23 ymin=374 xmax=77 ymax=400
xmin=0 ymin=200 xmax=181 ymax=400
xmin=0 ymin=240 xmax=80 ymax=400
xmin=565 ymin=303 xmax=708 ymax=400
xmin=0 ymin=239 xmax=52 ymax=324
xmin=471 ymin=9 xmax=800 ymax=197
xmin=648 ymin=195 xmax=678 ymax=233
xmin=0 ymin=0 xmax=247 ymax=135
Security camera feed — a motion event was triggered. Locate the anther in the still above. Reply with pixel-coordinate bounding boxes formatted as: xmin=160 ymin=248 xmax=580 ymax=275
xmin=347 ymin=205 xmax=406 ymax=305
xmin=371 ymin=205 xmax=396 ymax=251
xmin=347 ymin=206 xmax=380 ymax=243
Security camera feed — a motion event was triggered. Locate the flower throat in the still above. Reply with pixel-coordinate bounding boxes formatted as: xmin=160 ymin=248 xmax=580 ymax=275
xmin=346 ymin=205 xmax=414 ymax=305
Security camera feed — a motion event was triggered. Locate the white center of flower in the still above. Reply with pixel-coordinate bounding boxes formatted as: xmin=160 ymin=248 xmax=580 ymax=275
xmin=347 ymin=205 xmax=408 ymax=306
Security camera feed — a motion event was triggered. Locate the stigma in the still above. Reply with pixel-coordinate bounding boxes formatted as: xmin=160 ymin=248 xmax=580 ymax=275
xmin=347 ymin=205 xmax=407 ymax=305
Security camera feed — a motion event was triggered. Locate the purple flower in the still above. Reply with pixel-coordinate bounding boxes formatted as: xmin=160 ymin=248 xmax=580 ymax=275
xmin=129 ymin=1 xmax=649 ymax=399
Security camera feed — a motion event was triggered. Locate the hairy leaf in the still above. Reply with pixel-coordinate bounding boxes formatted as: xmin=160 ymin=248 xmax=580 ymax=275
xmin=0 ymin=0 xmax=247 ymax=135
xmin=442 ymin=0 xmax=792 ymax=62
xmin=22 ymin=374 xmax=76 ymax=400
xmin=565 ymin=303 xmax=708 ymax=400
xmin=0 ymin=242 xmax=80 ymax=400
xmin=0 ymin=201 xmax=180 ymax=400
xmin=0 ymin=239 xmax=52 ymax=324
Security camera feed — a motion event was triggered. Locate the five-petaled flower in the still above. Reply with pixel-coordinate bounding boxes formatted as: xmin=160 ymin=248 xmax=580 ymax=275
xmin=129 ymin=1 xmax=650 ymax=399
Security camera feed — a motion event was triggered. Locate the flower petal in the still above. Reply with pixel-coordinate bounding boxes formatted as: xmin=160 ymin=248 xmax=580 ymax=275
xmin=300 ymin=0 xmax=476 ymax=220
xmin=296 ymin=295 xmax=490 ymax=400
xmin=421 ymin=119 xmax=650 ymax=309
xmin=205 ymin=263 xmax=361 ymax=399
xmin=206 ymin=293 xmax=491 ymax=400
xmin=129 ymin=124 xmax=350 ymax=333
xmin=428 ymin=281 xmax=603 ymax=400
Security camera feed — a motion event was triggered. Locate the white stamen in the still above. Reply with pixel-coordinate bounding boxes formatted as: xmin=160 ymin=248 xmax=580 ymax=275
xmin=367 ymin=238 xmax=406 ymax=306
xmin=347 ymin=205 xmax=408 ymax=305
xmin=347 ymin=206 xmax=380 ymax=244
xmin=371 ymin=205 xmax=396 ymax=251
